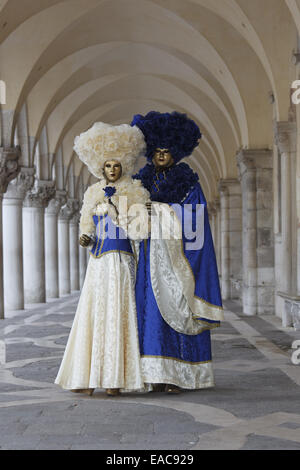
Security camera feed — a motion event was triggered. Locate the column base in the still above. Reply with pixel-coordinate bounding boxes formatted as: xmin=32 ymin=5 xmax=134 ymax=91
xmin=230 ymin=277 xmax=243 ymax=301
xmin=277 ymin=292 xmax=300 ymax=330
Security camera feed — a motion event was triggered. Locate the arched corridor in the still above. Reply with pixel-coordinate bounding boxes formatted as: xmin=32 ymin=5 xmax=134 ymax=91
xmin=0 ymin=0 xmax=300 ymax=450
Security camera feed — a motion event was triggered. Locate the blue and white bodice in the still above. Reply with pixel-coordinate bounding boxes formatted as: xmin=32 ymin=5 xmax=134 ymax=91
xmin=90 ymin=212 xmax=134 ymax=258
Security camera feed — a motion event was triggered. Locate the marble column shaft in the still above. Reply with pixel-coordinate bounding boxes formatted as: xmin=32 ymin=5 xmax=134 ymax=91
xmin=237 ymin=149 xmax=274 ymax=315
xmin=218 ymin=179 xmax=242 ymax=301
xmin=58 ymin=199 xmax=79 ymax=296
xmin=23 ymin=181 xmax=56 ymax=304
xmin=3 ymin=167 xmax=35 ymax=311
xmin=207 ymin=200 xmax=219 ymax=270
xmin=214 ymin=199 xmax=221 ymax=275
xmin=45 ymin=191 xmax=67 ymax=299
xmin=0 ymin=147 xmax=21 ymax=318
xmin=274 ymin=121 xmax=298 ymax=325
xmin=70 ymin=212 xmax=80 ymax=292
xmin=275 ymin=122 xmax=297 ymax=295
xmin=218 ymin=182 xmax=230 ymax=300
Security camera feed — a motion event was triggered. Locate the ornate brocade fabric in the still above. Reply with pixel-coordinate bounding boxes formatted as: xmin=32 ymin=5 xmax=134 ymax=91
xmin=55 ymin=253 xmax=143 ymax=391
xmin=141 ymin=357 xmax=214 ymax=390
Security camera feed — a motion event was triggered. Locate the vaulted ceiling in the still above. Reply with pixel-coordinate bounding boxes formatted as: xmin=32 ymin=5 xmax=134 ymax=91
xmin=0 ymin=0 xmax=298 ymax=200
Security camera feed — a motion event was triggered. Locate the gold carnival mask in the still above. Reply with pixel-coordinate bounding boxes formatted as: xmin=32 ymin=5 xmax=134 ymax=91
xmin=152 ymin=148 xmax=174 ymax=169
xmin=103 ymin=160 xmax=122 ymax=183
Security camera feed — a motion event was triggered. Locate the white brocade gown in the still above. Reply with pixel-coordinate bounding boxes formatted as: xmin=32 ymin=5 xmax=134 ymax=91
xmin=55 ymin=252 xmax=144 ymax=391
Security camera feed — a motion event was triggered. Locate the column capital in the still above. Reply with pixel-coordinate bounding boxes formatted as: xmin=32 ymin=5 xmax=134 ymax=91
xmin=236 ymin=149 xmax=273 ymax=178
xmin=46 ymin=190 xmax=67 ymax=216
xmin=23 ymin=180 xmax=56 ymax=209
xmin=70 ymin=210 xmax=81 ymax=225
xmin=207 ymin=202 xmax=216 ymax=216
xmin=0 ymin=146 xmax=21 ymax=194
xmin=210 ymin=197 xmax=221 ymax=213
xmin=4 ymin=166 xmax=35 ymax=201
xmin=59 ymin=198 xmax=80 ymax=221
xmin=274 ymin=121 xmax=297 ymax=154
xmin=214 ymin=198 xmax=220 ymax=211
xmin=218 ymin=178 xmax=239 ymax=195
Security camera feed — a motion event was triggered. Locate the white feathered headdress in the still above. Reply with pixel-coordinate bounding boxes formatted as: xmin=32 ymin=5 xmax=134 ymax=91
xmin=74 ymin=122 xmax=146 ymax=178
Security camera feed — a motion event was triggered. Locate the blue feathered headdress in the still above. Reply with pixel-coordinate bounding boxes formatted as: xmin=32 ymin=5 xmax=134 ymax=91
xmin=131 ymin=111 xmax=201 ymax=164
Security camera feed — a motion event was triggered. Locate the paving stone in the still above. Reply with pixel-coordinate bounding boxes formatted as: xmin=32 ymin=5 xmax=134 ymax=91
xmin=0 ymin=435 xmax=42 ymax=450
xmin=0 ymin=383 xmax=41 ymax=393
xmin=153 ymin=420 xmax=218 ymax=435
xmin=37 ymin=434 xmax=115 ymax=448
xmin=6 ymin=343 xmax=62 ymax=362
xmin=82 ymin=421 xmax=154 ymax=436
xmin=5 ymin=324 xmax=71 ymax=339
xmin=279 ymin=422 xmax=300 ymax=430
xmin=0 ymin=422 xmax=28 ymax=435
xmin=35 ymin=443 xmax=71 ymax=450
xmin=120 ymin=432 xmax=199 ymax=445
xmin=10 ymin=359 xmax=61 ymax=383
xmin=241 ymin=434 xmax=300 ymax=450
xmin=23 ymin=421 xmax=84 ymax=436
xmin=0 ymin=294 xmax=299 ymax=450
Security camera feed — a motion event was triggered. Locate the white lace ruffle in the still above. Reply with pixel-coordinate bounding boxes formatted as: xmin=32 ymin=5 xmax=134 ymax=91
xmin=80 ymin=176 xmax=150 ymax=240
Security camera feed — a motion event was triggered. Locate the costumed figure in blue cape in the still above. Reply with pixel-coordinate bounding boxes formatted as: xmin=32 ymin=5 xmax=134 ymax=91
xmin=131 ymin=111 xmax=224 ymax=394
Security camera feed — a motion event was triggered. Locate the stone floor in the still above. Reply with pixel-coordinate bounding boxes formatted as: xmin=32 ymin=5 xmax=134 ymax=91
xmin=0 ymin=294 xmax=300 ymax=450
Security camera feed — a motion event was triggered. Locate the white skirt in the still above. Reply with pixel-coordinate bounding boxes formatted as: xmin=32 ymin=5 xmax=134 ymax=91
xmin=55 ymin=252 xmax=144 ymax=391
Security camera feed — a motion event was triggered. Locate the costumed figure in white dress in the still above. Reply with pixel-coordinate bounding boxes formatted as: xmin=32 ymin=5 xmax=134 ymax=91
xmin=55 ymin=122 xmax=150 ymax=397
xmin=131 ymin=111 xmax=224 ymax=394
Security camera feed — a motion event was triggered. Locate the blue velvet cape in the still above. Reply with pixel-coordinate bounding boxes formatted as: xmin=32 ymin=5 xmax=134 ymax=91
xmin=134 ymin=163 xmax=223 ymax=364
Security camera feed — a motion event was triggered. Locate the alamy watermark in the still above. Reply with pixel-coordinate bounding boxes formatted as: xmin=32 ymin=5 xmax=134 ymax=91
xmin=98 ymin=198 xmax=205 ymax=250
xmin=291 ymin=340 xmax=300 ymax=365
xmin=291 ymin=80 xmax=300 ymax=104
xmin=0 ymin=80 xmax=6 ymax=105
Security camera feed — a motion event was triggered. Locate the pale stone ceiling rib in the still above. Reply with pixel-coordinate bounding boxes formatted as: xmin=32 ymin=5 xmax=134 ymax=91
xmin=2 ymin=0 xmax=250 ymax=145
xmin=60 ymin=100 xmax=215 ymax=199
xmin=47 ymin=76 xmax=228 ymax=173
xmin=27 ymin=43 xmax=240 ymax=150
xmin=0 ymin=0 xmax=298 ymax=201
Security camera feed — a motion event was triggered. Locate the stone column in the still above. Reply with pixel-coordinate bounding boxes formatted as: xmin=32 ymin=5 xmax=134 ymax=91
xmin=70 ymin=210 xmax=80 ymax=292
xmin=210 ymin=200 xmax=219 ymax=248
xmin=237 ymin=149 xmax=274 ymax=315
xmin=218 ymin=179 xmax=242 ymax=301
xmin=274 ymin=121 xmax=298 ymax=325
xmin=207 ymin=202 xmax=215 ymax=241
xmin=0 ymin=147 xmax=21 ymax=318
xmin=3 ymin=167 xmax=35 ymax=311
xmin=275 ymin=122 xmax=297 ymax=294
xmin=45 ymin=191 xmax=67 ymax=299
xmin=23 ymin=181 xmax=55 ymax=304
xmin=207 ymin=201 xmax=214 ymax=271
xmin=214 ymin=198 xmax=221 ymax=274
xmin=218 ymin=181 xmax=230 ymax=300
xmin=229 ymin=182 xmax=242 ymax=300
xmin=58 ymin=199 xmax=78 ymax=296
xmin=208 ymin=201 xmax=220 ymax=271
